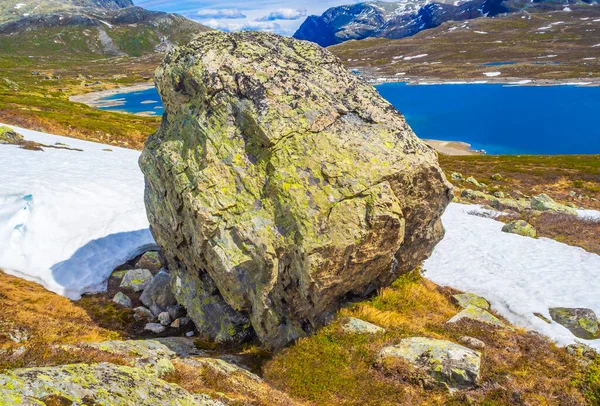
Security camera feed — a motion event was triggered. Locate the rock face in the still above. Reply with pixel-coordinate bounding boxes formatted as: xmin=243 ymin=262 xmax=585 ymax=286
xmin=140 ymin=31 xmax=451 ymax=349
xmin=549 ymin=307 xmax=600 ymax=340
xmin=378 ymin=337 xmax=481 ymax=389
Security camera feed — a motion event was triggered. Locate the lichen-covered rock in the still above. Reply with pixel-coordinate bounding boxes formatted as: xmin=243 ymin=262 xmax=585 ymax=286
xmin=139 ymin=31 xmax=451 ymax=349
xmin=448 ymin=305 xmax=508 ymax=328
xmin=0 ymin=363 xmax=221 ymax=405
xmin=531 ymin=194 xmax=577 ymax=215
xmin=465 ymin=176 xmax=482 ymax=187
xmin=452 ymin=293 xmax=490 ymax=310
xmin=133 ymin=306 xmax=156 ymax=322
xmin=490 ymin=173 xmax=503 ymax=181
xmin=112 ymin=291 xmax=132 ymax=308
xmin=501 ymin=220 xmax=537 ymax=238
xmin=86 ymin=340 xmax=176 ymax=377
xmin=158 ymin=312 xmax=171 ymax=326
xmin=136 ymin=250 xmax=162 ymax=272
xmin=140 ymin=270 xmax=177 ymax=310
xmin=341 ymin=317 xmax=385 ymax=334
xmin=378 ymin=337 xmax=481 ymax=389
xmin=120 ymin=268 xmax=153 ymax=292
xmin=549 ymin=307 xmax=600 ymax=339
xmin=490 ymin=197 xmax=530 ymax=212
xmin=0 ymin=126 xmax=23 ymax=145
xmin=145 ymin=323 xmax=167 ymax=334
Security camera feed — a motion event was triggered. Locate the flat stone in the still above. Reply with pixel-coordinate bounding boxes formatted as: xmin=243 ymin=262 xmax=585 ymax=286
xmin=341 ymin=317 xmax=385 ymax=334
xmin=452 ymin=293 xmax=490 ymax=310
xmin=460 ymin=336 xmax=485 ymax=350
xmin=112 ymin=292 xmax=132 ymax=308
xmin=448 ymin=305 xmax=508 ymax=328
xmin=144 ymin=323 xmax=167 ymax=334
xmin=531 ymin=193 xmax=577 ymax=215
xmin=378 ymin=337 xmax=481 ymax=389
xmin=120 ymin=268 xmax=153 ymax=292
xmin=549 ymin=307 xmax=600 ymax=340
xmin=87 ymin=340 xmax=175 ymax=377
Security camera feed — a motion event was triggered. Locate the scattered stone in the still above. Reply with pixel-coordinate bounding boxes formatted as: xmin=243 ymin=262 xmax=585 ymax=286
xmin=133 ymin=306 xmax=155 ymax=322
xmin=460 ymin=336 xmax=485 ymax=350
xmin=466 ymin=176 xmax=482 ymax=187
xmin=139 ymin=31 xmax=451 ymax=349
xmin=534 ymin=312 xmax=552 ymax=324
xmin=451 ymin=172 xmax=464 ymax=181
xmin=112 ymin=292 xmax=132 ymax=308
xmin=452 ymin=293 xmax=490 ymax=310
xmin=158 ymin=312 xmax=171 ymax=326
xmin=461 ymin=189 xmax=490 ymax=200
xmin=568 ymin=191 xmax=577 ymax=198
xmin=167 ymin=305 xmax=186 ymax=320
xmin=144 ymin=323 xmax=167 ymax=334
xmin=103 ymin=148 xmax=113 ymax=152
xmin=531 ymin=193 xmax=577 ymax=215
xmin=120 ymin=268 xmax=153 ymax=292
xmin=341 ymin=317 xmax=386 ymax=334
xmin=140 ymin=270 xmax=177 ymax=310
xmin=490 ymin=173 xmax=503 ymax=181
xmin=0 ymin=363 xmax=222 ymax=405
xmin=448 ymin=305 xmax=508 ymax=328
xmin=0 ymin=126 xmax=24 ymax=145
xmin=549 ymin=307 xmax=600 ymax=339
xmin=170 ymin=319 xmax=181 ymax=329
xmin=490 ymin=197 xmax=530 ymax=212
xmin=492 ymin=191 xmax=504 ymax=199
xmin=378 ymin=337 xmax=481 ymax=389
xmin=186 ymin=331 xmax=195 ymax=337
xmin=501 ymin=220 xmax=537 ymax=238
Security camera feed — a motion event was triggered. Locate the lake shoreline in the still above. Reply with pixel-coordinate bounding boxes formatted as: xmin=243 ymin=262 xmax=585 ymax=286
xmin=368 ymin=75 xmax=600 ymax=87
xmin=69 ymin=83 xmax=155 ymax=108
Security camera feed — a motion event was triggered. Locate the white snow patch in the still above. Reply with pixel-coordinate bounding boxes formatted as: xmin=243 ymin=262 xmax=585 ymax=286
xmin=563 ymin=6 xmax=571 ymax=11
xmin=14 ymin=3 xmax=25 ymax=9
xmin=403 ymin=54 xmax=428 ymax=60
xmin=99 ymin=20 xmax=113 ymax=28
xmin=395 ymin=72 xmax=406 ymax=76
xmin=593 ymin=44 xmax=600 ymax=47
xmin=424 ymin=203 xmax=600 ymax=350
xmin=474 ymin=31 xmax=488 ymax=34
xmin=0 ymin=124 xmax=156 ymax=299
xmin=578 ymin=209 xmax=600 ymax=221
xmin=508 ymin=80 xmax=532 ymax=85
xmin=483 ymin=71 xmax=501 ymax=77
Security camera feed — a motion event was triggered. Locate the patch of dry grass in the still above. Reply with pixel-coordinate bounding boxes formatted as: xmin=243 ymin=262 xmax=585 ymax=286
xmin=264 ymin=270 xmax=592 ymax=405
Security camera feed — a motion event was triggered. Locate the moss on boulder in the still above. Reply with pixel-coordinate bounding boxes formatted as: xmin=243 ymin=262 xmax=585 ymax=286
xmin=0 ymin=126 xmax=24 ymax=145
xmin=549 ymin=307 xmax=600 ymax=340
xmin=139 ymin=31 xmax=451 ymax=349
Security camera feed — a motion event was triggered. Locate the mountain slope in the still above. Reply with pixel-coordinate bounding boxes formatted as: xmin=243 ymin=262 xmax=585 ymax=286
xmin=329 ymin=6 xmax=600 ymax=81
xmin=0 ymin=0 xmax=209 ymax=57
xmin=293 ymin=0 xmax=598 ymax=47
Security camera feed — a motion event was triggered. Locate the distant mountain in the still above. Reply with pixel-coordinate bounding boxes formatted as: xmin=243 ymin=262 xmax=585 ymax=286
xmin=293 ymin=0 xmax=597 ymax=47
xmin=0 ymin=1 xmax=209 ymax=57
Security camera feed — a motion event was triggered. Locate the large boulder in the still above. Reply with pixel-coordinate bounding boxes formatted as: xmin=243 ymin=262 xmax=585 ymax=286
xmin=549 ymin=307 xmax=600 ymax=340
xmin=139 ymin=31 xmax=452 ymax=349
xmin=531 ymin=193 xmax=577 ymax=215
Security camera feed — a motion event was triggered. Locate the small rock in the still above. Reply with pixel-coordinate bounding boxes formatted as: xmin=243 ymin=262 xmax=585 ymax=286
xmin=150 ymin=303 xmax=164 ymax=317
xmin=112 ymin=292 xmax=132 ymax=308
xmin=136 ymin=251 xmax=162 ymax=272
xmin=167 ymin=305 xmax=186 ymax=320
xmin=120 ymin=268 xmax=153 ymax=292
xmin=341 ymin=317 xmax=385 ymax=334
xmin=140 ymin=270 xmax=177 ymax=309
xmin=501 ymin=220 xmax=537 ymax=238
xmin=490 ymin=197 xmax=530 ymax=212
xmin=186 ymin=331 xmax=195 ymax=337
xmin=490 ymin=173 xmax=503 ymax=181
xmin=448 ymin=305 xmax=508 ymax=328
xmin=133 ymin=306 xmax=155 ymax=322
xmin=144 ymin=323 xmax=167 ymax=334
xmin=378 ymin=337 xmax=481 ymax=389
xmin=460 ymin=336 xmax=485 ymax=350
xmin=568 ymin=191 xmax=577 ymax=197
xmin=492 ymin=191 xmax=504 ymax=199
xmin=531 ymin=193 xmax=577 ymax=215
xmin=170 ymin=319 xmax=181 ymax=329
xmin=549 ymin=307 xmax=600 ymax=339
xmin=451 ymin=172 xmax=464 ymax=181
xmin=158 ymin=312 xmax=171 ymax=326
xmin=465 ymin=176 xmax=482 ymax=188
xmin=452 ymin=293 xmax=490 ymax=310
xmin=0 ymin=126 xmax=24 ymax=145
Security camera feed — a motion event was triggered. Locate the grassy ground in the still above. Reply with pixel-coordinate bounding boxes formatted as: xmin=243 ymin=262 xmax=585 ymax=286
xmin=330 ymin=6 xmax=600 ymax=82
xmin=264 ymin=269 xmax=598 ymax=405
xmin=0 ymin=54 xmax=160 ymax=149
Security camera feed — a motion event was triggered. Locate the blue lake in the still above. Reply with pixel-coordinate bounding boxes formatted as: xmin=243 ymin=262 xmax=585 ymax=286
xmin=101 ymin=83 xmax=600 ymax=155
xmin=98 ymin=87 xmax=164 ymax=116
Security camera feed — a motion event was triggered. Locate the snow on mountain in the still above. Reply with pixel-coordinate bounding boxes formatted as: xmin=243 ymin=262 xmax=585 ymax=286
xmin=424 ymin=203 xmax=600 ymax=350
xmin=0 ymin=124 xmax=156 ymax=299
